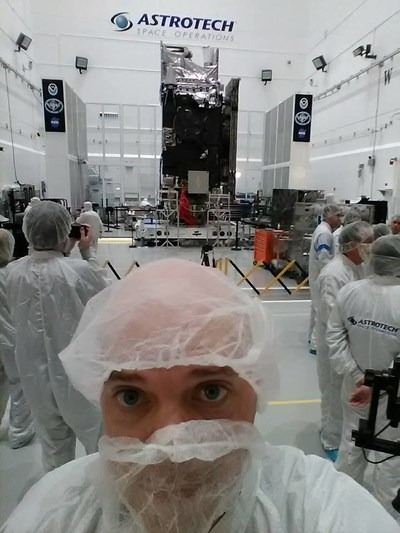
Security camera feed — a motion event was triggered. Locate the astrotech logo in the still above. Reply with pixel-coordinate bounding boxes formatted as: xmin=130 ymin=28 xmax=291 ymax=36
xmin=110 ymin=12 xmax=235 ymax=33
xmin=111 ymin=12 xmax=133 ymax=31
xmin=347 ymin=316 xmax=399 ymax=336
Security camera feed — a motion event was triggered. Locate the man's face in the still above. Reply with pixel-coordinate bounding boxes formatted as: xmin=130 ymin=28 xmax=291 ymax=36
xmin=353 ymin=241 xmax=371 ymax=264
xmin=101 ymin=365 xmax=257 ymax=440
xmin=391 ymin=218 xmax=400 ymax=235
xmin=327 ymin=212 xmax=342 ymax=231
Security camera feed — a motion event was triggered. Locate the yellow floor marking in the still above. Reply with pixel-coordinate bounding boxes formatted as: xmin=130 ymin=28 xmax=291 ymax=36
xmin=269 ymin=399 xmax=321 ymax=406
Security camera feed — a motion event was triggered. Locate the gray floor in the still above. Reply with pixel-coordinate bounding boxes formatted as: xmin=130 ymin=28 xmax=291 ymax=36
xmin=0 ymin=241 xmax=323 ymax=524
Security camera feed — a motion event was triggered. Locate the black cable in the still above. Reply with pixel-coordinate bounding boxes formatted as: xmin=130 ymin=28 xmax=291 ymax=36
xmin=374 ymin=421 xmax=392 ymax=439
xmin=370 ymin=66 xmax=382 ymax=198
xmin=362 ymin=421 xmax=397 ymax=465
xmin=30 ymin=86 xmax=43 ymax=105
xmin=4 ymin=67 xmax=21 ymax=185
xmin=362 ymin=448 xmax=397 ymax=465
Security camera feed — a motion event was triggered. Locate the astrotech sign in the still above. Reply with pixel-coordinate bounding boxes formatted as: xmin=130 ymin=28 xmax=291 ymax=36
xmin=110 ymin=12 xmax=236 ymax=42
xmin=347 ymin=316 xmax=399 ymax=337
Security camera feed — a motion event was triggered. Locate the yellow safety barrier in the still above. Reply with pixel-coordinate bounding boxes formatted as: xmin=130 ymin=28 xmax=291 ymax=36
xmin=292 ymin=275 xmax=309 ymax=293
xmin=102 ymin=259 xmax=140 ymax=279
xmin=214 ymin=257 xmax=309 ymax=297
xmin=125 ymin=260 xmax=140 ymax=277
xmin=237 ymin=260 xmax=263 ymax=286
xmin=102 ymin=260 xmax=121 ymax=280
xmin=215 ymin=257 xmax=230 ymax=275
xmin=259 ymin=259 xmax=296 ymax=294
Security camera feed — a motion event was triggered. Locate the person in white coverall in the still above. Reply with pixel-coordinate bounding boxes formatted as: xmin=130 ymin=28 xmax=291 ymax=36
xmin=390 ymin=214 xmax=400 ymax=235
xmin=6 ymin=201 xmax=109 ymax=471
xmin=0 ymin=229 xmax=35 ymax=449
xmin=332 ymin=208 xmax=361 ymax=251
xmin=23 ymin=196 xmax=40 ymax=214
xmin=327 ymin=235 xmax=400 ymax=521
xmin=76 ymin=201 xmax=103 ymax=251
xmin=315 ymin=221 xmax=374 ymax=461
xmin=2 ymin=259 xmax=399 ymax=533
xmin=308 ymin=204 xmax=342 ymax=353
xmin=373 ymin=223 xmax=391 ymax=239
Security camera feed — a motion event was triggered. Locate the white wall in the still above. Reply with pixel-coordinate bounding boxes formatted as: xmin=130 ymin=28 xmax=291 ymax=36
xmin=31 ymin=0 xmax=309 ymax=112
xmin=1 ymin=0 xmax=312 ymax=203
xmin=29 ymin=0 xmax=310 ymax=200
xmin=3 ymin=0 xmax=400 ymax=210
xmin=305 ymin=0 xmax=400 ymax=214
xmin=28 ymin=0 xmax=308 ymax=200
xmin=0 ymin=0 xmax=45 ymax=192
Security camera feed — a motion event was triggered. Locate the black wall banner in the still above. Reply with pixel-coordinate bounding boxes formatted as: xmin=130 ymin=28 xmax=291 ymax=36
xmin=42 ymin=79 xmax=66 ymax=132
xmin=293 ymin=94 xmax=313 ymax=142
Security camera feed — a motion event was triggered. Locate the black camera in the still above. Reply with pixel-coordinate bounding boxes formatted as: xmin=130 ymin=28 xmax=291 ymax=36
xmin=69 ymin=223 xmax=88 ymax=240
xmin=201 ymin=243 xmax=214 ymax=254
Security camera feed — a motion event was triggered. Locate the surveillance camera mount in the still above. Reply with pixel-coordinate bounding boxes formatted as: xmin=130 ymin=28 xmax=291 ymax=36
xmin=364 ymin=44 xmax=377 ymax=60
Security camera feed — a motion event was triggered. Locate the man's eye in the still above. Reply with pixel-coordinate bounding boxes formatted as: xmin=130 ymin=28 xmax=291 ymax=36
xmin=117 ymin=389 xmax=141 ymax=407
xmin=200 ymin=384 xmax=228 ymax=402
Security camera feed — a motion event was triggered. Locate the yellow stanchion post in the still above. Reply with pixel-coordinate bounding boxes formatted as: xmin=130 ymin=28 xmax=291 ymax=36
xmin=224 ymin=257 xmax=229 ymax=276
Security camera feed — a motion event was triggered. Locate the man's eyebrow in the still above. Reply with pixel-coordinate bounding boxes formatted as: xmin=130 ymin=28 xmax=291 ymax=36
xmin=107 ymin=371 xmax=144 ymax=383
xmin=188 ymin=367 xmax=237 ymax=378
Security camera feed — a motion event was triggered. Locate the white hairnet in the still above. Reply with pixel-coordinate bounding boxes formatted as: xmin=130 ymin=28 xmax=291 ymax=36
xmin=322 ymin=204 xmax=341 ymax=219
xmin=370 ymin=235 xmax=400 ymax=277
xmin=343 ymin=209 xmax=361 ymax=226
xmin=60 ymin=258 xmax=278 ymax=410
xmin=390 ymin=214 xmax=400 ymax=222
xmin=339 ymin=221 xmax=373 ymax=253
xmin=83 ymin=201 xmax=93 ymax=212
xmin=23 ymin=201 xmax=71 ymax=250
xmin=30 ymin=197 xmax=41 ymax=205
xmin=373 ymin=223 xmax=390 ymax=239
xmin=0 ymin=229 xmax=15 ymax=266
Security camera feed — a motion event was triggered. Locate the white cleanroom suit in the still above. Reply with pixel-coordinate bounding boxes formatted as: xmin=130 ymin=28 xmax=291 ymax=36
xmin=0 ymin=229 xmax=34 ymax=448
xmin=2 ymin=441 xmax=399 ymax=533
xmin=315 ymin=221 xmax=373 ymax=453
xmin=6 ymin=252 xmax=109 ymax=470
xmin=308 ymin=206 xmax=341 ymax=351
xmin=6 ymin=201 xmax=109 ymax=470
xmin=316 ymin=253 xmax=360 ymax=450
xmin=0 ymin=267 xmax=35 ymax=448
xmin=327 ymin=235 xmax=400 ymax=519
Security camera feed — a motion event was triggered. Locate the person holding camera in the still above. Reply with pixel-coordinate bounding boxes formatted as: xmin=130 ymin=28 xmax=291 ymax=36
xmin=6 ymin=201 xmax=110 ymax=471
xmin=76 ymin=201 xmax=103 ymax=252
